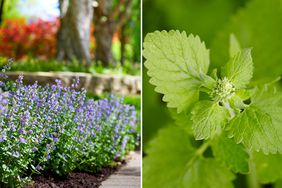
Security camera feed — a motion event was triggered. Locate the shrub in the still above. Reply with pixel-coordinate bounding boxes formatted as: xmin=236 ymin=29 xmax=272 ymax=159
xmin=0 ymin=69 xmax=137 ymax=186
xmin=0 ymin=19 xmax=59 ymax=59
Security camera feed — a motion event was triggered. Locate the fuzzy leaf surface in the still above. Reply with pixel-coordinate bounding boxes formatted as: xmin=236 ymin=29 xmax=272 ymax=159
xmin=191 ymin=101 xmax=228 ymax=140
xmin=143 ymin=30 xmax=210 ymax=113
xmin=251 ymin=85 xmax=282 ymax=136
xmin=229 ymin=34 xmax=241 ymax=57
xmin=212 ymin=133 xmax=249 ymax=173
xmin=228 ymin=106 xmax=282 ymax=154
xmin=222 ymin=49 xmax=253 ymax=89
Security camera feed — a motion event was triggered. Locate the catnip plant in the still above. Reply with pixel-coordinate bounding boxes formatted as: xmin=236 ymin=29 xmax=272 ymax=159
xmin=0 ymin=65 xmax=137 ymax=187
xmin=143 ymin=30 xmax=282 ymax=188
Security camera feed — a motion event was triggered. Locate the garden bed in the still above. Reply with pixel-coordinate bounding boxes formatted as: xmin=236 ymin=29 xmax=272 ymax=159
xmin=25 ymin=150 xmax=139 ymax=188
xmin=0 ymin=71 xmax=139 ymax=187
xmin=26 ymin=163 xmax=122 ymax=188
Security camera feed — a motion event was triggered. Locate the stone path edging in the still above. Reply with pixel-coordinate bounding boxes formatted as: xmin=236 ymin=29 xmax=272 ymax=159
xmin=4 ymin=72 xmax=140 ymax=96
xmin=100 ymin=151 xmax=141 ymax=188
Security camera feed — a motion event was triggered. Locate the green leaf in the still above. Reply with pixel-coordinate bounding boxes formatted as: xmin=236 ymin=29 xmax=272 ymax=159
xmin=191 ymin=101 xmax=228 ymax=140
xmin=143 ymin=125 xmax=234 ymax=188
xmin=227 ymin=106 xmax=282 ymax=154
xmin=229 ymin=34 xmax=241 ymax=57
xmin=222 ymin=48 xmax=253 ymax=89
xmin=169 ymin=109 xmax=193 ymax=134
xmin=212 ymin=133 xmax=249 ymax=173
xmin=182 ymin=158 xmax=235 ymax=188
xmin=143 ymin=30 xmax=210 ymax=113
xmin=251 ymin=85 xmax=282 ymax=136
xmin=253 ymin=152 xmax=282 ymax=183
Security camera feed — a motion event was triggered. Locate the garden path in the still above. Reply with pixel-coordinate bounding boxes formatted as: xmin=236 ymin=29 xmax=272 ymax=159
xmin=100 ymin=150 xmax=141 ymax=188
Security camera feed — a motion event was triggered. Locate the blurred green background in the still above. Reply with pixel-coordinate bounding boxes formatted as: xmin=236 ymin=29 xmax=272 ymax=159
xmin=143 ymin=0 xmax=282 ymax=147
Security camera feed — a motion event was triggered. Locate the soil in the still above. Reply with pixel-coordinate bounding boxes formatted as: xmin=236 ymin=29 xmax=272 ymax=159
xmin=25 ymin=163 xmax=124 ymax=188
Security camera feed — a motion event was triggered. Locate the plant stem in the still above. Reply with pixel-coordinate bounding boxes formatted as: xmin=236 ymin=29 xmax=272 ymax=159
xmin=186 ymin=141 xmax=210 ymax=168
xmin=247 ymin=157 xmax=261 ymax=188
xmin=195 ymin=141 xmax=210 ymax=156
xmin=222 ymin=101 xmax=236 ymax=119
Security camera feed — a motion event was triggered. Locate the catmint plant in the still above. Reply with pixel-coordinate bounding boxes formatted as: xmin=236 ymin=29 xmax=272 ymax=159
xmin=143 ymin=30 xmax=282 ymax=188
xmin=0 ymin=63 xmax=137 ymax=186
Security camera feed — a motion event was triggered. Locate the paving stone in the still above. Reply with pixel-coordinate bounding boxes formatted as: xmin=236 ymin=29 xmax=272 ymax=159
xmin=100 ymin=151 xmax=141 ymax=188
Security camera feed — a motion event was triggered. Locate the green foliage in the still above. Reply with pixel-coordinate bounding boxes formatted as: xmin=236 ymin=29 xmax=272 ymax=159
xmin=143 ymin=31 xmax=210 ymax=113
xmin=212 ymin=133 xmax=249 ymax=173
xmin=253 ymin=152 xmax=282 ymax=183
xmin=144 ymin=125 xmax=235 ymax=188
xmin=2 ymin=0 xmax=21 ymax=20
xmin=191 ymin=101 xmax=228 ymax=140
xmin=142 ymin=0 xmax=249 ymax=146
xmin=143 ymin=30 xmax=282 ymax=187
xmin=228 ymin=106 xmax=282 ymax=154
xmin=222 ymin=48 xmax=253 ymax=89
xmin=0 ymin=58 xmax=140 ymax=75
xmin=229 ymin=33 xmax=241 ymax=57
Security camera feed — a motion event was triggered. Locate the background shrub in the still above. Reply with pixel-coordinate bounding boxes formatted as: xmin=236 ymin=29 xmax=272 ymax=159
xmin=0 ymin=19 xmax=59 ymax=59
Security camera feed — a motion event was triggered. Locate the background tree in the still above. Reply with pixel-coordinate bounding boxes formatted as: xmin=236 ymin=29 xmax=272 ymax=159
xmin=119 ymin=0 xmax=140 ymax=65
xmin=0 ymin=0 xmax=21 ymax=24
xmin=57 ymin=0 xmax=93 ymax=64
xmin=94 ymin=0 xmax=133 ymax=66
xmin=0 ymin=0 xmax=4 ymax=24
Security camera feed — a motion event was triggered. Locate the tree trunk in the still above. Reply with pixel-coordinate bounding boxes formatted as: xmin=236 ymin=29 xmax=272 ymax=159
xmin=94 ymin=21 xmax=115 ymax=66
xmin=94 ymin=0 xmax=133 ymax=67
xmin=120 ymin=24 xmax=126 ymax=65
xmin=93 ymin=0 xmax=114 ymax=66
xmin=0 ymin=0 xmax=5 ymax=24
xmin=57 ymin=0 xmax=93 ymax=64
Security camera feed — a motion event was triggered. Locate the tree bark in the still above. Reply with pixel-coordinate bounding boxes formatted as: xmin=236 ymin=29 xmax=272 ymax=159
xmin=120 ymin=24 xmax=126 ymax=65
xmin=94 ymin=0 xmax=132 ymax=67
xmin=0 ymin=0 xmax=5 ymax=24
xmin=57 ymin=0 xmax=93 ymax=64
xmin=94 ymin=20 xmax=115 ymax=66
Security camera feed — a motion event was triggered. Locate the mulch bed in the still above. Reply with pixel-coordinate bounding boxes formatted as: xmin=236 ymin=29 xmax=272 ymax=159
xmin=25 ymin=162 xmax=125 ymax=188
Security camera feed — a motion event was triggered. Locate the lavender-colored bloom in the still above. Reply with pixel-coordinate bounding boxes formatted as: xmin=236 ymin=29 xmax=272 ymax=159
xmin=36 ymin=165 xmax=43 ymax=171
xmin=15 ymin=74 xmax=24 ymax=85
xmin=19 ymin=137 xmax=26 ymax=143
xmin=18 ymin=129 xmax=26 ymax=134
xmin=0 ymin=135 xmax=5 ymax=142
xmin=0 ymin=81 xmax=5 ymax=86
